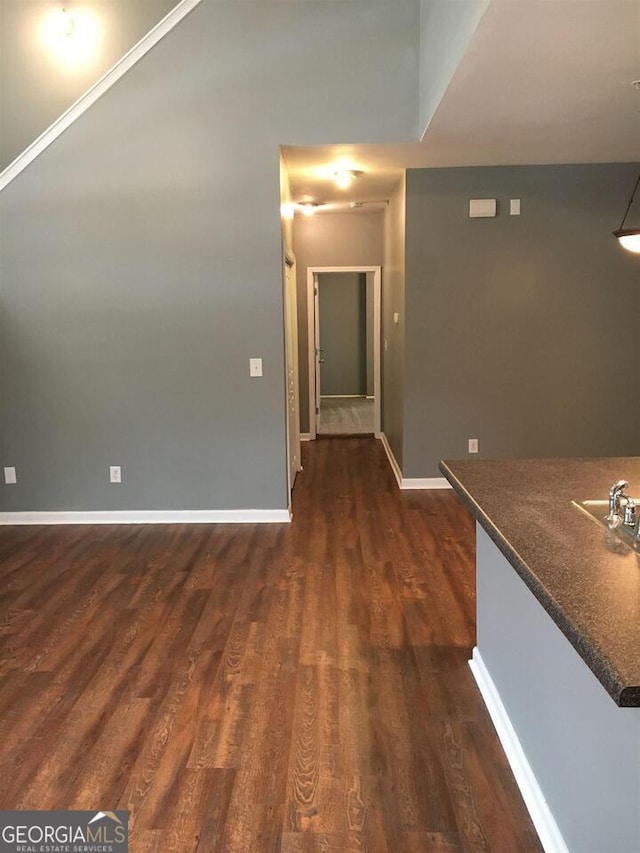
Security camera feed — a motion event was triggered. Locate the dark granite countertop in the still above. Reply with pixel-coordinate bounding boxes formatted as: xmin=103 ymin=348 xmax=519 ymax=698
xmin=439 ymin=457 xmax=640 ymax=708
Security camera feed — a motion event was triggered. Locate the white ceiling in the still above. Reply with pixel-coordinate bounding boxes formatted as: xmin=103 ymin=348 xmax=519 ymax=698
xmin=282 ymin=0 xmax=640 ymax=213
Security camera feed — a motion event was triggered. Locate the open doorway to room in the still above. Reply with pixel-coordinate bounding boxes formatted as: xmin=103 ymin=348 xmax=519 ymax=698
xmin=316 ymin=271 xmax=372 ymax=434
xmin=306 ymin=266 xmax=381 ymax=439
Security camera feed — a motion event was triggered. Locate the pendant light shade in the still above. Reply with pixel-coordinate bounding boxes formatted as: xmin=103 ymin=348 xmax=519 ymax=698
xmin=613 ymin=174 xmax=640 ymax=254
xmin=615 ymin=231 xmax=640 ymax=254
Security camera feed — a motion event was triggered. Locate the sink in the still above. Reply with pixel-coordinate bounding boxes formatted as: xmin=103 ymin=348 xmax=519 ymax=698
xmin=573 ymin=499 xmax=640 ymax=553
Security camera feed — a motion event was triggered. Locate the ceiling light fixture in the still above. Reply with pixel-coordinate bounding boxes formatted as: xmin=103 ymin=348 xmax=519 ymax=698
xmin=60 ymin=8 xmax=76 ymax=36
xmin=43 ymin=6 xmax=100 ymax=65
xmin=333 ymin=169 xmax=363 ymax=190
xmin=299 ymin=202 xmax=323 ymax=217
xmin=349 ymin=199 xmax=389 ymax=209
xmin=613 ymin=174 xmax=640 ymax=254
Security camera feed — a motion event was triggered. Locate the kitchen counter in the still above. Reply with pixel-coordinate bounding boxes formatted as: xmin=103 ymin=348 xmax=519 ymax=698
xmin=439 ymin=456 xmax=640 ymax=707
xmin=439 ymin=457 xmax=640 ymax=853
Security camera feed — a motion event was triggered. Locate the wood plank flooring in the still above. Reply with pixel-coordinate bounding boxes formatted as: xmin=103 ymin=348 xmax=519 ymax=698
xmin=0 ymin=437 xmax=543 ymax=852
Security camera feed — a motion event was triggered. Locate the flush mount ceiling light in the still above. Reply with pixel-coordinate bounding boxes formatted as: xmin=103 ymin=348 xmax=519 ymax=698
xmin=333 ymin=169 xmax=364 ymax=190
xmin=613 ymin=174 xmax=640 ymax=254
xmin=299 ymin=202 xmax=324 ymax=217
xmin=42 ymin=6 xmax=100 ymax=66
xmin=349 ymin=199 xmax=389 ymax=209
xmin=58 ymin=8 xmax=75 ymax=35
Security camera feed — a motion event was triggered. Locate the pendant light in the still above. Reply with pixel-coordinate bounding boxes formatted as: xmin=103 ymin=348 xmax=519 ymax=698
xmin=613 ymin=174 xmax=640 ymax=254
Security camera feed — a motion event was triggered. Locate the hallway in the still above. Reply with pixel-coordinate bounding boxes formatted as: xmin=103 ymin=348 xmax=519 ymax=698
xmin=0 ymin=437 xmax=541 ymax=852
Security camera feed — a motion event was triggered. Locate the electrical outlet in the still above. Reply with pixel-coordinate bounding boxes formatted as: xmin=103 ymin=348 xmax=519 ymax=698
xmin=4 ymin=466 xmax=16 ymax=484
xmin=110 ymin=466 xmax=122 ymax=483
xmin=249 ymin=358 xmax=263 ymax=377
xmin=468 ymin=438 xmax=479 ymax=454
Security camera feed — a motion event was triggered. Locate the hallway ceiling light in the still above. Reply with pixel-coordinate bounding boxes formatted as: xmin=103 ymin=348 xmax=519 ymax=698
xmin=349 ymin=199 xmax=389 ymax=209
xmin=333 ymin=169 xmax=363 ymax=190
xmin=613 ymin=174 xmax=640 ymax=254
xmin=299 ymin=202 xmax=323 ymax=217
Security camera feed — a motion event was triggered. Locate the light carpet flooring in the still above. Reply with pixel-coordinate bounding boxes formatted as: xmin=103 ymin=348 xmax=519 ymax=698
xmin=318 ymin=396 xmax=374 ymax=434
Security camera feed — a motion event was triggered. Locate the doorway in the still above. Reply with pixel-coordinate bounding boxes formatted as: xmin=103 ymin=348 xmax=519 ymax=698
xmin=306 ymin=266 xmax=381 ymax=440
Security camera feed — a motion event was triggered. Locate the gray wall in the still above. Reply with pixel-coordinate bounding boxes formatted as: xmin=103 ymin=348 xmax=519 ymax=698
xmin=318 ymin=273 xmax=366 ymax=397
xmin=418 ymin=0 xmax=488 ymax=137
xmin=0 ymin=0 xmax=177 ymax=170
xmin=382 ymin=177 xmax=406 ymax=468
xmin=404 ymin=162 xmax=640 ymax=479
xmin=293 ymin=211 xmax=384 ymax=433
xmin=0 ymin=1 xmax=420 ymax=512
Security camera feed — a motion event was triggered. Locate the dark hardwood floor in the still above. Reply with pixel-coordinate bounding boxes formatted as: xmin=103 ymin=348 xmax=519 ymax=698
xmin=0 ymin=437 xmax=542 ymax=852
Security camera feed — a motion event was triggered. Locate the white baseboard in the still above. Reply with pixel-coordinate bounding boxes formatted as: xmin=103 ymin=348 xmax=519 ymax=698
xmin=0 ymin=509 xmax=291 ymax=525
xmin=303 ymin=432 xmax=380 ymax=441
xmin=469 ymin=648 xmax=570 ymax=853
xmin=401 ymin=477 xmax=451 ymax=490
xmin=379 ymin=434 xmax=452 ymax=491
xmin=0 ymin=0 xmax=203 ymax=191
xmin=380 ymin=433 xmax=402 ymax=488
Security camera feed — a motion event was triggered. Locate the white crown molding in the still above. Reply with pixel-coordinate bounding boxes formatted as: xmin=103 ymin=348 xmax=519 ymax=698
xmin=0 ymin=0 xmax=203 ymax=192
xmin=0 ymin=508 xmax=291 ymax=525
xmin=380 ymin=434 xmax=451 ymax=490
xmin=469 ymin=648 xmax=570 ymax=853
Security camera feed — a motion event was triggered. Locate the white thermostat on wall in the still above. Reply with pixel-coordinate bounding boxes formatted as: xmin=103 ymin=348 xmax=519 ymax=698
xmin=469 ymin=198 xmax=497 ymax=218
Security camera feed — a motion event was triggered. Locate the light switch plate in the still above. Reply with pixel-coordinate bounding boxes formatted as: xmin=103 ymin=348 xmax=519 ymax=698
xmin=110 ymin=466 xmax=122 ymax=483
xmin=250 ymin=358 xmax=263 ymax=377
xmin=4 ymin=466 xmax=16 ymax=484
xmin=510 ymin=198 xmax=521 ymax=215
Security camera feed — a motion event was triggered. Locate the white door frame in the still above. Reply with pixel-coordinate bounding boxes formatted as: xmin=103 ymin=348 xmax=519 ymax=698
xmin=313 ymin=278 xmax=322 ymax=435
xmin=306 ymin=266 xmax=381 ymax=440
xmin=284 ymin=248 xmax=301 ymax=504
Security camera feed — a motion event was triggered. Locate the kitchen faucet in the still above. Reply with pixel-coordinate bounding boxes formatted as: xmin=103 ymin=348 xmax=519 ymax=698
xmin=607 ymin=479 xmax=629 ymax=525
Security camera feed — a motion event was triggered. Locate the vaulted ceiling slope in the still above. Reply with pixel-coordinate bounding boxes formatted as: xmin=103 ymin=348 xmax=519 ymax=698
xmin=421 ymin=0 xmax=640 ymax=166
xmin=284 ymin=0 xmax=639 ymax=207
xmin=2 ymin=0 xmax=637 ymax=195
